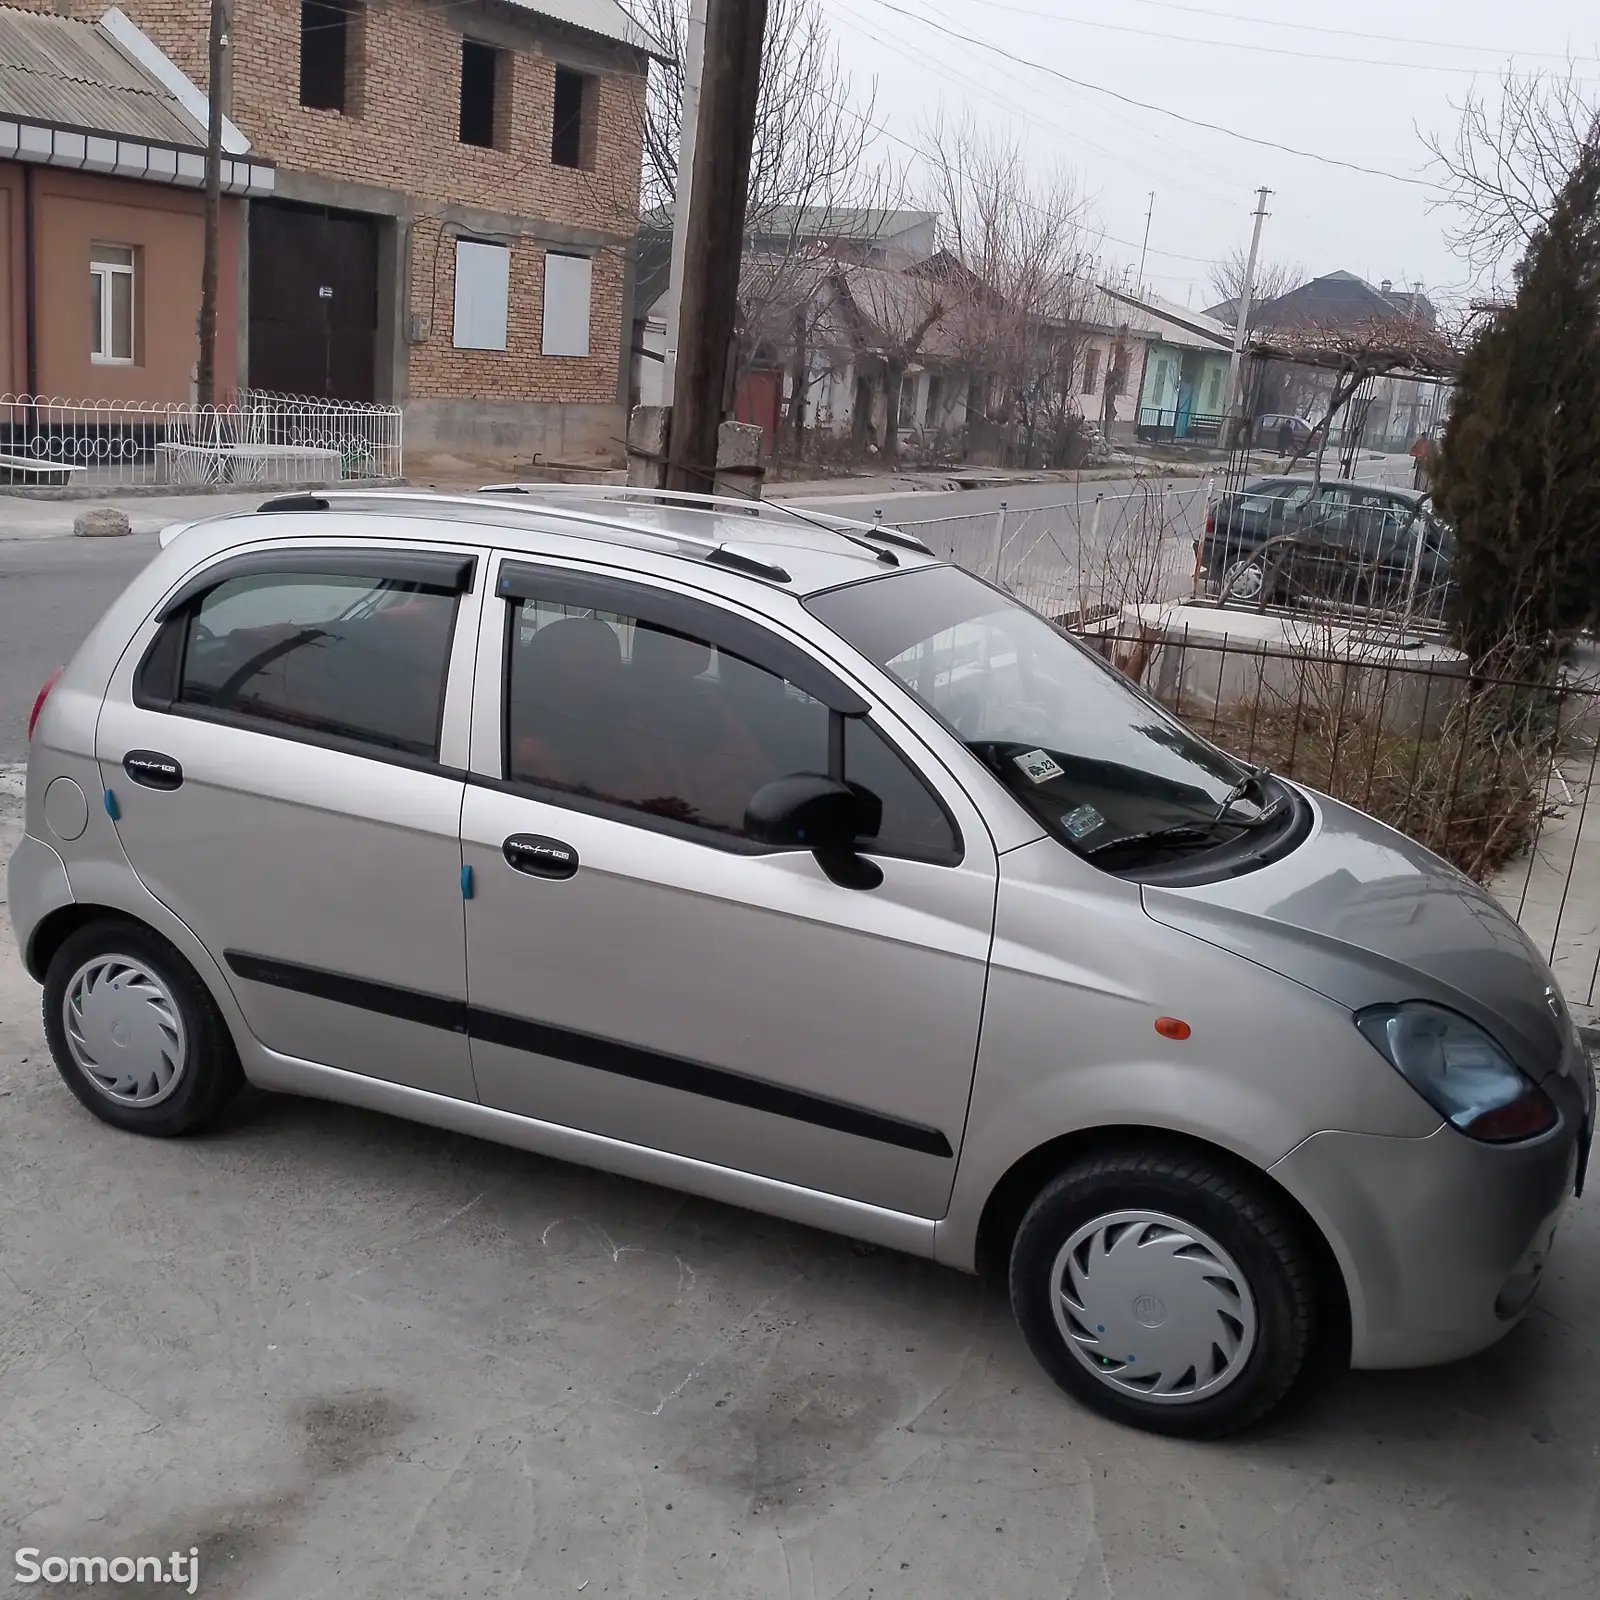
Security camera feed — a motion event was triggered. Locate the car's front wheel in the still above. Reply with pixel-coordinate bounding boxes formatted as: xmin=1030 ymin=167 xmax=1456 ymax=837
xmin=42 ymin=919 xmax=243 ymax=1136
xmin=1009 ymin=1145 xmax=1315 ymax=1437
xmin=1222 ymin=556 xmax=1270 ymax=603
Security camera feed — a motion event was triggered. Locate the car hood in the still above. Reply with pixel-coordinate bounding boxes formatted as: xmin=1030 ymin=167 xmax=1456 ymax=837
xmin=1142 ymin=790 xmax=1570 ymax=1081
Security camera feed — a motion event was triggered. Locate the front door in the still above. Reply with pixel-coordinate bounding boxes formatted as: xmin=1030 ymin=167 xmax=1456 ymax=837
xmin=459 ymin=559 xmax=997 ymax=1218
xmin=95 ymin=542 xmax=482 ymax=1099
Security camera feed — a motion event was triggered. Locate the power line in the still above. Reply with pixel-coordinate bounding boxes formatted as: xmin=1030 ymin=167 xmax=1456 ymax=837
xmin=861 ymin=0 xmax=1442 ymax=188
xmin=824 ymin=0 xmax=1265 ymax=231
xmin=948 ymin=0 xmax=1600 ymax=77
xmin=1115 ymin=0 xmax=1597 ymax=63
xmin=803 ymin=67 xmax=1235 ymax=271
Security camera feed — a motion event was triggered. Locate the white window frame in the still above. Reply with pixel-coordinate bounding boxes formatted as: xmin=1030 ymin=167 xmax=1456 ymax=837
xmin=90 ymin=245 xmax=136 ymax=365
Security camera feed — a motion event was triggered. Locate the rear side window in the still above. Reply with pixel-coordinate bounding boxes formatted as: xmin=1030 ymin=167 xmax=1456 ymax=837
xmin=503 ymin=592 xmax=960 ymax=861
xmin=149 ymin=571 xmax=460 ymax=759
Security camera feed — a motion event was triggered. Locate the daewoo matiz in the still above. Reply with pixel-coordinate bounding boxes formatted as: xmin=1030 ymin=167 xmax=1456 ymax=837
xmin=8 ymin=486 xmax=1590 ymax=1436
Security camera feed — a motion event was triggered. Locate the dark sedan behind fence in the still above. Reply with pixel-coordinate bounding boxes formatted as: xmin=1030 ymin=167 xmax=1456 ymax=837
xmin=1195 ymin=476 xmax=1456 ymax=632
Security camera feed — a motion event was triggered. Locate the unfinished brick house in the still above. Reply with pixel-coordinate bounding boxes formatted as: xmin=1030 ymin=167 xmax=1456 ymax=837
xmin=19 ymin=0 xmax=655 ymax=462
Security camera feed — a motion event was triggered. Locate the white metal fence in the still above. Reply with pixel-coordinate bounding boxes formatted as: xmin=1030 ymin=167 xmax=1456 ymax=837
xmin=892 ymin=481 xmax=1214 ymax=623
xmin=0 ymin=389 xmax=402 ymax=491
xmin=892 ymin=474 xmax=1453 ymax=638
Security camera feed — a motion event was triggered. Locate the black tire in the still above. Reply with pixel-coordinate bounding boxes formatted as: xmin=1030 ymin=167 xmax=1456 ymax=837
xmin=42 ymin=918 xmax=243 ymax=1137
xmin=1008 ymin=1145 xmax=1314 ymax=1438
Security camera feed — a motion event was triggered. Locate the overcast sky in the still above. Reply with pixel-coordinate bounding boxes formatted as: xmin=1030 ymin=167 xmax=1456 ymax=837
xmin=813 ymin=0 xmax=1597 ymax=311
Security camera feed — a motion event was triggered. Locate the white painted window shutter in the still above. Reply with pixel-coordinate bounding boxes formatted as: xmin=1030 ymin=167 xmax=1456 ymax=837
xmin=453 ymin=240 xmax=510 ymax=351
xmin=542 ymin=252 xmax=592 ymax=357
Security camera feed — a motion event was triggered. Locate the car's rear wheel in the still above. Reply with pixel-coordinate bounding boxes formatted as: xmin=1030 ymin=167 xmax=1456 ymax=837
xmin=42 ymin=919 xmax=243 ymax=1136
xmin=1009 ymin=1145 xmax=1314 ymax=1437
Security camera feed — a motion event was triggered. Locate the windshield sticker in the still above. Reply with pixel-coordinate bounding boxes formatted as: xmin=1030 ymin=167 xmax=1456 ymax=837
xmin=1060 ymin=804 xmax=1104 ymax=840
xmin=1013 ymin=749 xmax=1065 ymax=785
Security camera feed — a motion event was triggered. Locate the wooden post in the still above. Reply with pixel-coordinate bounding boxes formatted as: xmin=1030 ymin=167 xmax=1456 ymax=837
xmin=196 ymin=0 xmax=226 ymax=408
xmin=665 ymin=0 xmax=768 ymax=493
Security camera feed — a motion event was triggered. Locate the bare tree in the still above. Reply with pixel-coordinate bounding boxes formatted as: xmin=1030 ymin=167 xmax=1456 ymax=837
xmin=1424 ymin=65 xmax=1600 ymax=288
xmin=1205 ymin=246 xmax=1304 ymax=319
xmin=637 ymin=0 xmax=877 ymax=230
xmin=636 ymin=0 xmax=895 ymax=456
xmin=839 ymin=265 xmax=948 ymax=460
xmin=920 ymin=114 xmax=1100 ymax=465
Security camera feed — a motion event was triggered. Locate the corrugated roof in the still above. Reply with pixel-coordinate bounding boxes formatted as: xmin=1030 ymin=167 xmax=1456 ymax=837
xmin=0 ymin=6 xmax=204 ymax=146
xmin=506 ymin=0 xmax=664 ymax=55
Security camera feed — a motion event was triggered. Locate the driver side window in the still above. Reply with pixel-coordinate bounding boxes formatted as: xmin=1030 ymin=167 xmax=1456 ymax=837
xmin=503 ymin=594 xmax=959 ymax=862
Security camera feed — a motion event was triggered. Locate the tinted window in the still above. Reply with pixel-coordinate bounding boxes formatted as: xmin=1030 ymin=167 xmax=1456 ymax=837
xmin=843 ymin=718 xmax=959 ymax=862
xmin=504 ymin=594 xmax=957 ymax=860
xmin=176 ymin=572 xmax=459 ymax=758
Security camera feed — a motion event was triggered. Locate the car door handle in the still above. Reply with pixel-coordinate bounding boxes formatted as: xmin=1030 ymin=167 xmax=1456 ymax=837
xmin=502 ymin=834 xmax=579 ymax=880
xmin=122 ymin=750 xmax=183 ymax=790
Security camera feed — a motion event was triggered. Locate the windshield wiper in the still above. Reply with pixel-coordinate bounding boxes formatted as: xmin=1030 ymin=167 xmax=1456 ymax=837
xmin=1084 ymin=821 xmax=1246 ymax=858
xmin=1213 ymin=763 xmax=1272 ymax=821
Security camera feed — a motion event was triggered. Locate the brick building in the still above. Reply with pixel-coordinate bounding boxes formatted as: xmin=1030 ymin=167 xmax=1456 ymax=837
xmin=21 ymin=0 xmax=655 ymax=461
xmin=1 ymin=5 xmax=273 ymax=405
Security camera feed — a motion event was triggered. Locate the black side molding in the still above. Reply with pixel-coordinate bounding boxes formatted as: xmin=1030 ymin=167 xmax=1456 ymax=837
xmin=222 ymin=950 xmax=951 ymax=1158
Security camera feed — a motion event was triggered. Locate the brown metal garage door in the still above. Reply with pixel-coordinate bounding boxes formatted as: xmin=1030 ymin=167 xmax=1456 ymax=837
xmin=248 ymin=202 xmax=378 ymax=401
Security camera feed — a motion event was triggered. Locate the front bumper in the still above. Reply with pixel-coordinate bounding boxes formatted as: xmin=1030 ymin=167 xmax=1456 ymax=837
xmin=1271 ymin=1109 xmax=1582 ymax=1369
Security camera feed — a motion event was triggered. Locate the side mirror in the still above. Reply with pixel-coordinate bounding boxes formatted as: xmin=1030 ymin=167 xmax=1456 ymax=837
xmin=745 ymin=774 xmax=884 ymax=890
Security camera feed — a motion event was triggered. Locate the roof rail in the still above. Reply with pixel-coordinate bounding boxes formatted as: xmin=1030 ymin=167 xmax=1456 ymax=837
xmin=249 ymin=487 xmax=807 ymax=585
xmin=476 ymin=482 xmax=936 ymax=557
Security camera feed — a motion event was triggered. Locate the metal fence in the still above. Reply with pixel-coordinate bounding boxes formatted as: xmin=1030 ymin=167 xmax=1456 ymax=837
xmin=893 ymin=479 xmax=1214 ymax=623
xmin=891 ymin=487 xmax=1600 ymax=1021
xmin=1076 ymin=624 xmax=1600 ymax=1017
xmin=0 ymin=389 xmax=403 ymax=491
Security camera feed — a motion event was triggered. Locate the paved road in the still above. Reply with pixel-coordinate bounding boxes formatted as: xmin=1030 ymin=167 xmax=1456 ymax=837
xmin=0 ymin=533 xmax=160 ymax=761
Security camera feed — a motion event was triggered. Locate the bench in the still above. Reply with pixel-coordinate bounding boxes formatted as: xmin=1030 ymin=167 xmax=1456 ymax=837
xmin=0 ymin=453 xmax=84 ymax=488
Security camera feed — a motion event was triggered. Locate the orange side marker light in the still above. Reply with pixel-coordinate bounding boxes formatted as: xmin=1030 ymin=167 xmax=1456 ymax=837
xmin=1154 ymin=1016 xmax=1192 ymax=1041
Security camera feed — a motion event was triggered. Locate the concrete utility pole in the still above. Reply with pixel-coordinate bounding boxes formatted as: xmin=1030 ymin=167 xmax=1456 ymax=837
xmin=660 ymin=0 xmax=707 ymax=401
xmin=665 ymin=0 xmax=767 ymax=492
xmin=196 ymin=0 xmax=226 ymax=408
xmin=1137 ymin=192 xmax=1154 ymax=297
xmin=1222 ymin=186 xmax=1271 ymax=447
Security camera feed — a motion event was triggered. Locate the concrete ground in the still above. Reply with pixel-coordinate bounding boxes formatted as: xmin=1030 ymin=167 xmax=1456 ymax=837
xmin=2 ymin=777 xmax=1599 ymax=1599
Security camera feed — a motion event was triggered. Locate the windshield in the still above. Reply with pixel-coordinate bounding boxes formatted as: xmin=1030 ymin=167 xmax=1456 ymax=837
xmin=807 ymin=565 xmax=1276 ymax=861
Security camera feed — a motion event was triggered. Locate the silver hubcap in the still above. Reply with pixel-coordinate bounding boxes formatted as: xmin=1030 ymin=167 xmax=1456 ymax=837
xmin=1225 ymin=560 xmax=1265 ymax=600
xmin=1050 ymin=1209 xmax=1258 ymax=1405
xmin=61 ymin=956 xmax=188 ymax=1107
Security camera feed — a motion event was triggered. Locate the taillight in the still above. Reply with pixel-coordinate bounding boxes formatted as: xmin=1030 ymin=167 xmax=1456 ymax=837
xmin=27 ymin=668 xmax=63 ymax=740
xmin=1205 ymin=510 xmax=1215 ymax=535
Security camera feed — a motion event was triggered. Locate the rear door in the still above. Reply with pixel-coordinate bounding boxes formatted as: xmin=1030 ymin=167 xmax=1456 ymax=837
xmin=457 ymin=558 xmax=998 ymax=1218
xmin=94 ymin=541 xmax=483 ymax=1099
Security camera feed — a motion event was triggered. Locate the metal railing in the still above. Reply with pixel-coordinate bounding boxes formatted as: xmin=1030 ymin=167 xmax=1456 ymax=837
xmin=0 ymin=390 xmax=403 ymax=491
xmin=892 ymin=480 xmax=1213 ymax=622
xmin=1135 ymin=407 xmax=1226 ymax=444
xmin=1097 ymin=622 xmax=1600 ymax=1016
xmin=892 ymin=487 xmax=1600 ymax=1019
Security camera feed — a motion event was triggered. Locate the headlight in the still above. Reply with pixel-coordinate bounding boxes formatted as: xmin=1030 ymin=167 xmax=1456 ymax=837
xmin=1356 ymin=1002 xmax=1558 ymax=1143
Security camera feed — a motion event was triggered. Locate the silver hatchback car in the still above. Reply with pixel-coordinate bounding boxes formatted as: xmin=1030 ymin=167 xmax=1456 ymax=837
xmin=8 ymin=487 xmax=1592 ymax=1437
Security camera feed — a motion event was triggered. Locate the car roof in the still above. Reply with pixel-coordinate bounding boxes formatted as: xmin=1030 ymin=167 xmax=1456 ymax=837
xmin=1242 ymin=475 xmax=1427 ymax=504
xmin=160 ymin=486 xmax=941 ymax=600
